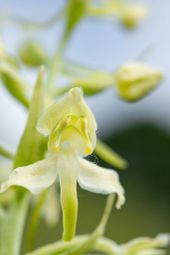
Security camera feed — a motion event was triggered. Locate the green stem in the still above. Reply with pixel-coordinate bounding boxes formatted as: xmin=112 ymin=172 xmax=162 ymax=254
xmin=26 ymin=190 xmax=49 ymax=252
xmin=94 ymin=237 xmax=117 ymax=255
xmin=47 ymin=42 xmax=66 ymax=95
xmin=25 ymin=235 xmax=116 ymax=255
xmin=26 ymin=195 xmax=115 ymax=255
xmin=47 ymin=0 xmax=88 ymax=95
xmin=26 ymin=236 xmax=89 ymax=255
xmin=0 ymin=192 xmax=30 ymax=255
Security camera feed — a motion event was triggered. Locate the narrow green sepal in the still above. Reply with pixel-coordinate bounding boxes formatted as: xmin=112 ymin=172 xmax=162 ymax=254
xmin=95 ymin=139 xmax=128 ymax=170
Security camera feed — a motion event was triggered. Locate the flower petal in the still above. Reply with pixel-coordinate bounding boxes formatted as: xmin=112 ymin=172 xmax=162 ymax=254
xmin=37 ymin=87 xmax=97 ymax=149
xmin=57 ymin=152 xmax=78 ymax=241
xmin=0 ymin=156 xmax=57 ymax=194
xmin=77 ymin=158 xmax=125 ymax=209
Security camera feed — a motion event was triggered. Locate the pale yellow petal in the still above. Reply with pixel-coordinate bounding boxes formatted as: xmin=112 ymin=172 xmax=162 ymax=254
xmin=77 ymin=158 xmax=125 ymax=209
xmin=0 ymin=156 xmax=57 ymax=194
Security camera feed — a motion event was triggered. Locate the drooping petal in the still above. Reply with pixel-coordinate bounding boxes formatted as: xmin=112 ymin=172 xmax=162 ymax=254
xmin=77 ymin=158 xmax=125 ymax=209
xmin=57 ymin=152 xmax=78 ymax=241
xmin=37 ymin=87 xmax=97 ymax=150
xmin=0 ymin=156 xmax=57 ymax=194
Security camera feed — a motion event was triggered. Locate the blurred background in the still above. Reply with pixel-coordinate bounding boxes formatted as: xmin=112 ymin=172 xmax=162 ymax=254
xmin=0 ymin=0 xmax=170 ymax=252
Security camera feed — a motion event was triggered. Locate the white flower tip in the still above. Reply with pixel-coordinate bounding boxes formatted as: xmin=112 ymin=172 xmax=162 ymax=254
xmin=69 ymin=87 xmax=83 ymax=99
xmin=115 ymin=192 xmax=126 ymax=209
xmin=156 ymin=233 xmax=170 ymax=246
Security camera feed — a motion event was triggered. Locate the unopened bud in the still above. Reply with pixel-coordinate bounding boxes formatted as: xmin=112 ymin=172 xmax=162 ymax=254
xmin=120 ymin=5 xmax=147 ymax=29
xmin=115 ymin=62 xmax=163 ymax=101
xmin=19 ymin=41 xmax=48 ymax=67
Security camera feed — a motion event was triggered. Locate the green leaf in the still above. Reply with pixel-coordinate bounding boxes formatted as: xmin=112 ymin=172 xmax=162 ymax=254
xmin=14 ymin=66 xmax=47 ymax=168
xmin=95 ymin=139 xmax=128 ymax=170
xmin=0 ymin=62 xmax=30 ymax=108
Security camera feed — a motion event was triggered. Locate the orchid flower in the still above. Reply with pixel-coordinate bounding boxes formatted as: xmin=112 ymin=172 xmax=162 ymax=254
xmin=0 ymin=87 xmax=125 ymax=241
xmin=96 ymin=233 xmax=170 ymax=255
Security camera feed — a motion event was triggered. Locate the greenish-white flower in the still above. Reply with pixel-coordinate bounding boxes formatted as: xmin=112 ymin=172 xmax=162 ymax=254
xmin=97 ymin=233 xmax=170 ymax=255
xmin=0 ymin=87 xmax=125 ymax=241
xmin=114 ymin=62 xmax=163 ymax=102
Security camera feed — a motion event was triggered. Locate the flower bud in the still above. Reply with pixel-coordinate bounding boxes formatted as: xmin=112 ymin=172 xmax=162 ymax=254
xmin=120 ymin=5 xmax=147 ymax=29
xmin=115 ymin=62 xmax=163 ymax=102
xmin=19 ymin=41 xmax=48 ymax=67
